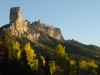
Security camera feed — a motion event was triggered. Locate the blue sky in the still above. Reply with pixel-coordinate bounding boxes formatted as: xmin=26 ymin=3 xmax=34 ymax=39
xmin=0 ymin=0 xmax=100 ymax=46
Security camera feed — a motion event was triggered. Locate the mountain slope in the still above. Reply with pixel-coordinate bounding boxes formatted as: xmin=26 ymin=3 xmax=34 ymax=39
xmin=0 ymin=7 xmax=100 ymax=62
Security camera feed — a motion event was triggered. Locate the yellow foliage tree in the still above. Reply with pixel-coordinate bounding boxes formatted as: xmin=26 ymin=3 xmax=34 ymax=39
xmin=87 ymin=61 xmax=98 ymax=68
xmin=55 ymin=44 xmax=66 ymax=56
xmin=79 ymin=60 xmax=87 ymax=69
xmin=70 ymin=60 xmax=76 ymax=66
xmin=24 ymin=42 xmax=38 ymax=70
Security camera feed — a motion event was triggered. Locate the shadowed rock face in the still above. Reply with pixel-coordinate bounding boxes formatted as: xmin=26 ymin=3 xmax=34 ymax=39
xmin=1 ymin=7 xmax=64 ymax=41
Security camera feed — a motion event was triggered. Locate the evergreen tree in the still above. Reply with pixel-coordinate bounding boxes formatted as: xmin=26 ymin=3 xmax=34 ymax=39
xmin=4 ymin=31 xmax=13 ymax=59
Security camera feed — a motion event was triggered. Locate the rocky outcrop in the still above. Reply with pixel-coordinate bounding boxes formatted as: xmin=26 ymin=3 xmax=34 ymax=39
xmin=1 ymin=7 xmax=64 ymax=41
xmin=32 ymin=21 xmax=64 ymax=40
xmin=10 ymin=7 xmax=22 ymax=23
xmin=9 ymin=7 xmax=27 ymax=32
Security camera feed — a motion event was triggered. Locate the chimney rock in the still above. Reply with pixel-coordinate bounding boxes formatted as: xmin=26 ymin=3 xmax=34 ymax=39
xmin=10 ymin=7 xmax=22 ymax=23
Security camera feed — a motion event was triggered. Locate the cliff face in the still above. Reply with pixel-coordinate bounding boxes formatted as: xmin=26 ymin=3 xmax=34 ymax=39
xmin=1 ymin=7 xmax=64 ymax=41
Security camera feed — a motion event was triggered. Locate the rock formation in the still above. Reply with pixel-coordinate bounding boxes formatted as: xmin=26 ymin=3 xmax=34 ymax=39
xmin=0 ymin=7 xmax=64 ymax=41
xmin=9 ymin=7 xmax=28 ymax=33
xmin=10 ymin=7 xmax=22 ymax=23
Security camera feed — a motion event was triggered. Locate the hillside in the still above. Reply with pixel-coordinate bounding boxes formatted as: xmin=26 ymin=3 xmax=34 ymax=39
xmin=0 ymin=7 xmax=100 ymax=75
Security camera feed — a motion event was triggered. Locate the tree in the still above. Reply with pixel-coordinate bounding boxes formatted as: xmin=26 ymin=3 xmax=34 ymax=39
xmin=55 ymin=44 xmax=70 ymax=74
xmin=24 ymin=42 xmax=38 ymax=70
xmin=48 ymin=61 xmax=56 ymax=75
xmin=55 ymin=44 xmax=66 ymax=57
xmin=79 ymin=60 xmax=98 ymax=75
xmin=4 ymin=31 xmax=13 ymax=59
xmin=70 ymin=60 xmax=76 ymax=75
xmin=87 ymin=61 xmax=98 ymax=75
xmin=38 ymin=54 xmax=46 ymax=75
xmin=87 ymin=61 xmax=98 ymax=69
xmin=12 ymin=41 xmax=22 ymax=60
xmin=38 ymin=54 xmax=45 ymax=67
xmin=45 ymin=60 xmax=56 ymax=75
xmin=79 ymin=60 xmax=87 ymax=69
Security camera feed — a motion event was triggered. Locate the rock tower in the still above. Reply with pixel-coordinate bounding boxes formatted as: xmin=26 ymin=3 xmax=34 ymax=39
xmin=9 ymin=7 xmax=28 ymax=35
xmin=10 ymin=7 xmax=22 ymax=23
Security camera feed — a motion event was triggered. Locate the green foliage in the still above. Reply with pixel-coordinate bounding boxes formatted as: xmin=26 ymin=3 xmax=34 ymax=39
xmin=54 ymin=44 xmax=70 ymax=74
xmin=4 ymin=31 xmax=13 ymax=59
xmin=66 ymin=40 xmax=100 ymax=61
xmin=4 ymin=31 xmax=21 ymax=60
xmin=4 ymin=31 xmax=12 ymax=47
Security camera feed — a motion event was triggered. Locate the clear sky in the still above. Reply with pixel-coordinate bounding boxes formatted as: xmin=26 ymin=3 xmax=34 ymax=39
xmin=0 ymin=0 xmax=100 ymax=46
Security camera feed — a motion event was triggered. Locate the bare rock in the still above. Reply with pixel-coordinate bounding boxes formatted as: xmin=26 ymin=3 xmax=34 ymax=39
xmin=10 ymin=7 xmax=22 ymax=23
xmin=1 ymin=7 xmax=64 ymax=41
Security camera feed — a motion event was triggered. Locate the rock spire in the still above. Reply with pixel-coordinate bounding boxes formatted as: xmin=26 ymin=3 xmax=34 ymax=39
xmin=10 ymin=7 xmax=22 ymax=23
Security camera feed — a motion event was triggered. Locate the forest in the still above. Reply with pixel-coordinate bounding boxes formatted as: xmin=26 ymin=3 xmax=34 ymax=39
xmin=0 ymin=31 xmax=99 ymax=75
